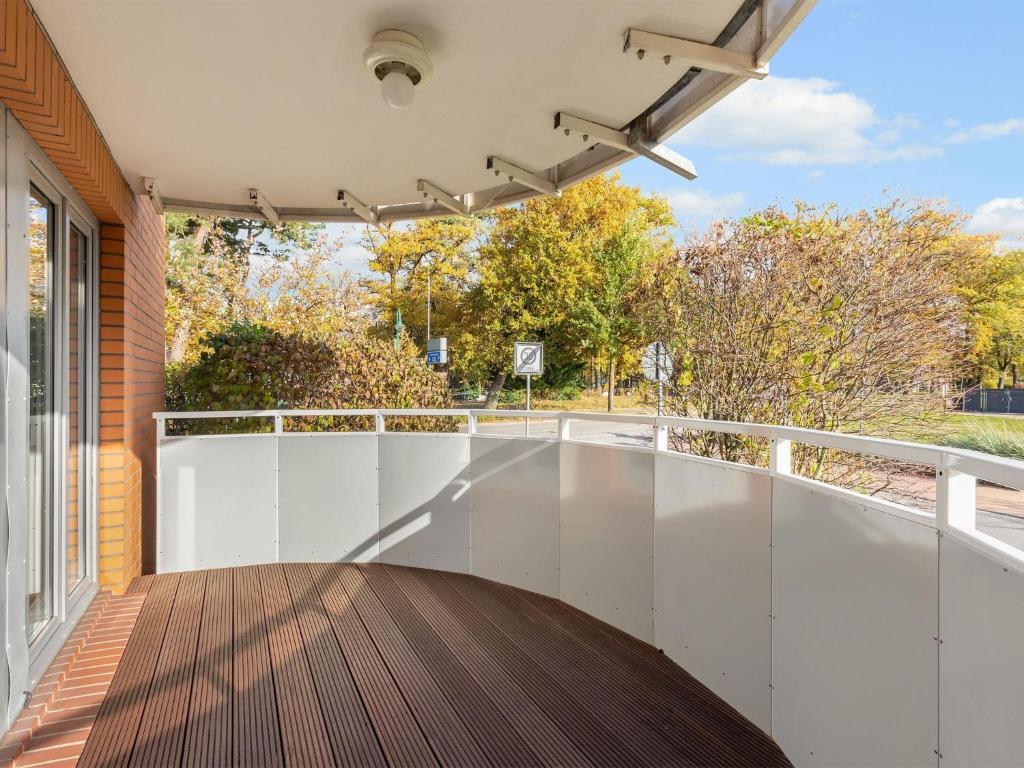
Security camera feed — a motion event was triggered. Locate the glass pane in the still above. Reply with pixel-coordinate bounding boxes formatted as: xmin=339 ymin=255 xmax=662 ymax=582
xmin=67 ymin=225 xmax=87 ymax=591
xmin=28 ymin=187 xmax=54 ymax=640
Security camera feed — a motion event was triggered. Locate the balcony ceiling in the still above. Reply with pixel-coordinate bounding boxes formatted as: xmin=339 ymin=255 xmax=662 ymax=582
xmin=31 ymin=0 xmax=804 ymax=222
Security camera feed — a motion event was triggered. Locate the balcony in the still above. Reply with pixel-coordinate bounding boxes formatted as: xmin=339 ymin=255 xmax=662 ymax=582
xmin=9 ymin=408 xmax=1023 ymax=767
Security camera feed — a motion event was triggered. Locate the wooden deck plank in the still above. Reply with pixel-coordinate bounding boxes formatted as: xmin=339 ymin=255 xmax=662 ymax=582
xmin=182 ymin=567 xmax=233 ymax=768
xmin=129 ymin=570 xmax=207 ymax=768
xmin=411 ymin=568 xmax=640 ymax=767
xmin=309 ymin=562 xmax=438 ymax=768
xmin=78 ymin=564 xmax=791 ymax=768
xmin=232 ymin=566 xmax=283 ymax=768
xmin=335 ymin=565 xmax=491 ymax=767
xmin=489 ymin=578 xmax=792 ymax=767
xmin=257 ymin=564 xmax=335 ymax=767
xmin=357 ymin=564 xmax=545 ymax=767
xmin=282 ymin=563 xmax=388 ymax=768
xmin=77 ymin=573 xmax=181 ymax=768
xmin=374 ymin=565 xmax=590 ymax=768
xmin=449 ymin=571 xmax=766 ymax=767
xmin=442 ymin=570 xmax=715 ymax=766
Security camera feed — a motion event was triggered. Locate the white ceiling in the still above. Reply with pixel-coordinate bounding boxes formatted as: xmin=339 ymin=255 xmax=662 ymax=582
xmin=33 ymin=0 xmax=750 ymax=213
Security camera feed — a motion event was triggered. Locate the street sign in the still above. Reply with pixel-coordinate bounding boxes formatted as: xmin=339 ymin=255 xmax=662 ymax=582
xmin=426 ymin=337 xmax=448 ymax=365
xmin=514 ymin=342 xmax=544 ymax=376
xmin=642 ymin=341 xmax=673 ymax=383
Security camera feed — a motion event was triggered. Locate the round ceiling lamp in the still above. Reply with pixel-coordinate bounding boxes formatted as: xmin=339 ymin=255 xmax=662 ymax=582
xmin=363 ymin=30 xmax=432 ymax=110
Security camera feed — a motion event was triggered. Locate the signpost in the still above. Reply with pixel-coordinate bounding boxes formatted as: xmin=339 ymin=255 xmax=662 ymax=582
xmin=426 ymin=336 xmax=448 ymax=366
xmin=514 ymin=342 xmax=543 ymax=434
xmin=642 ymin=341 xmax=673 ymax=415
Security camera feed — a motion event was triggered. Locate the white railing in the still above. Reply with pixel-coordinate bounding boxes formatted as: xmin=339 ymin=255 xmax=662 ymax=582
xmin=154 ymin=407 xmax=1024 ymax=559
xmin=153 ymin=407 xmax=1024 ymax=767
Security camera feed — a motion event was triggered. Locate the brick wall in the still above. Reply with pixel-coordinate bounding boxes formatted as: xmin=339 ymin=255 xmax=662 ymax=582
xmin=99 ymin=198 xmax=166 ymax=589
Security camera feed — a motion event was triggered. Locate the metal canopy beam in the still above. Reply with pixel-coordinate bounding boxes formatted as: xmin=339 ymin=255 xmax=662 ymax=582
xmin=337 ymin=189 xmax=379 ymax=225
xmin=624 ymin=28 xmax=768 ymax=80
xmin=631 ymin=139 xmax=698 ymax=180
xmin=554 ymin=113 xmax=698 ymax=181
xmin=248 ymin=188 xmax=280 ymax=226
xmin=486 ymin=157 xmax=560 ymax=197
xmin=416 ymin=179 xmax=470 ymax=215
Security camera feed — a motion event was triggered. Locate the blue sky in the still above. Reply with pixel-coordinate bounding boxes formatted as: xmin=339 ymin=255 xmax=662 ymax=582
xmin=331 ymin=0 xmax=1024 ymax=272
xmin=625 ymin=0 xmax=1024 ymax=246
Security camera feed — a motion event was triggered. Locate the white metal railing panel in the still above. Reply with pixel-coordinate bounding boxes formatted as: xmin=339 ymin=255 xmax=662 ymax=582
xmin=938 ymin=534 xmax=1024 ymax=767
xmin=469 ymin=437 xmax=560 ymax=598
xmin=158 ymin=435 xmax=277 ymax=571
xmin=278 ymin=433 xmax=379 ymax=563
xmin=376 ymin=433 xmax=471 ymax=573
xmin=653 ymin=452 xmax=773 ymax=733
xmin=771 ymin=478 xmax=939 ymax=768
xmin=559 ymin=441 xmax=655 ymax=642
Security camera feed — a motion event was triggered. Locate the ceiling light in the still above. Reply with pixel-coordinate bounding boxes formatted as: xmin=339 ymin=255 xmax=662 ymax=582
xmin=363 ymin=30 xmax=432 ymax=110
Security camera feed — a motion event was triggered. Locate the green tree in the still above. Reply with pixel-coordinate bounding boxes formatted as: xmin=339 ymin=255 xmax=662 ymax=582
xmin=454 ymin=173 xmax=672 ymax=406
xmin=643 ymin=200 xmax=982 ymax=470
xmin=165 ymin=214 xmax=321 ymax=364
xmin=964 ymin=250 xmax=1024 ymax=387
xmin=363 ymin=217 xmax=479 ymax=347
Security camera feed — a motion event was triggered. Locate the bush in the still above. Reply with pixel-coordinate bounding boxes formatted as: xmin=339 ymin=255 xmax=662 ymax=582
xmin=167 ymin=322 xmax=455 ymax=434
xmin=941 ymin=426 xmax=1024 ymax=461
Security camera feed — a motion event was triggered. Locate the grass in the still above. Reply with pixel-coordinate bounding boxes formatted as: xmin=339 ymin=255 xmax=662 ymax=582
xmin=939 ymin=414 xmax=1024 ymax=460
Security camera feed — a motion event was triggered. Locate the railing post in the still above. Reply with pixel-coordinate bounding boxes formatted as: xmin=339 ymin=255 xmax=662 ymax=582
xmin=936 ymin=454 xmax=976 ymax=532
xmin=467 ymin=412 xmax=477 ymax=436
xmin=558 ymin=414 xmax=571 ymax=441
xmin=654 ymin=423 xmax=668 ymax=452
xmin=375 ymin=411 xmax=386 ymax=434
xmin=155 ymin=417 xmax=166 ymax=441
xmin=274 ymin=414 xmax=283 ymax=435
xmin=769 ymin=437 xmax=792 ymax=476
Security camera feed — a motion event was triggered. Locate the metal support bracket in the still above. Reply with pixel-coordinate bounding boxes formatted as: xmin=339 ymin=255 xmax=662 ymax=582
xmin=554 ymin=113 xmax=698 ymax=180
xmin=416 ymin=179 xmax=470 ymax=215
xmin=248 ymin=188 xmax=281 ymax=226
xmin=624 ymin=28 xmax=769 ymax=79
xmin=486 ymin=157 xmax=560 ymax=197
xmin=143 ymin=177 xmax=164 ymax=214
xmin=337 ymin=190 xmax=379 ymax=225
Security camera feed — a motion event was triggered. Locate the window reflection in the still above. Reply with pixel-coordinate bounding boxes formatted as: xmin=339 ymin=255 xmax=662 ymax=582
xmin=28 ymin=187 xmax=54 ymax=640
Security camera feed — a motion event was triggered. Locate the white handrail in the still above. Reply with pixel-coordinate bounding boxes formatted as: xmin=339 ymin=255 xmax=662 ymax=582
xmin=152 ymin=407 xmax=1024 ymax=491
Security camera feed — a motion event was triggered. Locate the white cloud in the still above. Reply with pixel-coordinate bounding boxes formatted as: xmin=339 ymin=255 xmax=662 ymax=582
xmin=944 ymin=118 xmax=1024 ymax=145
xmin=671 ymin=77 xmax=938 ymax=165
xmin=968 ymin=197 xmax=1024 ymax=250
xmin=664 ymin=189 xmax=745 ymax=219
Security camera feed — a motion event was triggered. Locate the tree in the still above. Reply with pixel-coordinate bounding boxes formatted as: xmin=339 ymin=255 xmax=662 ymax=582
xmin=643 ymin=200 xmax=982 ymax=472
xmin=165 ymin=213 xmax=321 ymax=364
xmin=454 ymin=173 xmax=672 ymax=407
xmin=963 ymin=250 xmax=1024 ymax=387
xmin=362 ymin=217 xmax=479 ymax=347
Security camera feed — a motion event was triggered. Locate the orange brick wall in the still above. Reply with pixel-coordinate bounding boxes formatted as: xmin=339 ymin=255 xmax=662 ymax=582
xmin=99 ymin=198 xmax=166 ymax=589
xmin=0 ymin=0 xmax=167 ymax=592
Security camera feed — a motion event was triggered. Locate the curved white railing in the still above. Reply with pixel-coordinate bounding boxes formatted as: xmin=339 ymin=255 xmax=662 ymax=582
xmin=154 ymin=409 xmax=1024 ymax=767
xmin=154 ymin=408 xmax=1024 ymax=558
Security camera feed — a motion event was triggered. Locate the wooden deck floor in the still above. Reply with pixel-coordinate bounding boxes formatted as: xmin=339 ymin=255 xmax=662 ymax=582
xmin=76 ymin=563 xmax=790 ymax=767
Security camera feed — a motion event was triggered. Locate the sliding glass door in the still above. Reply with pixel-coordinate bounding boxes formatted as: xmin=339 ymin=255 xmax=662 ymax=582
xmin=4 ymin=112 xmax=100 ymax=725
